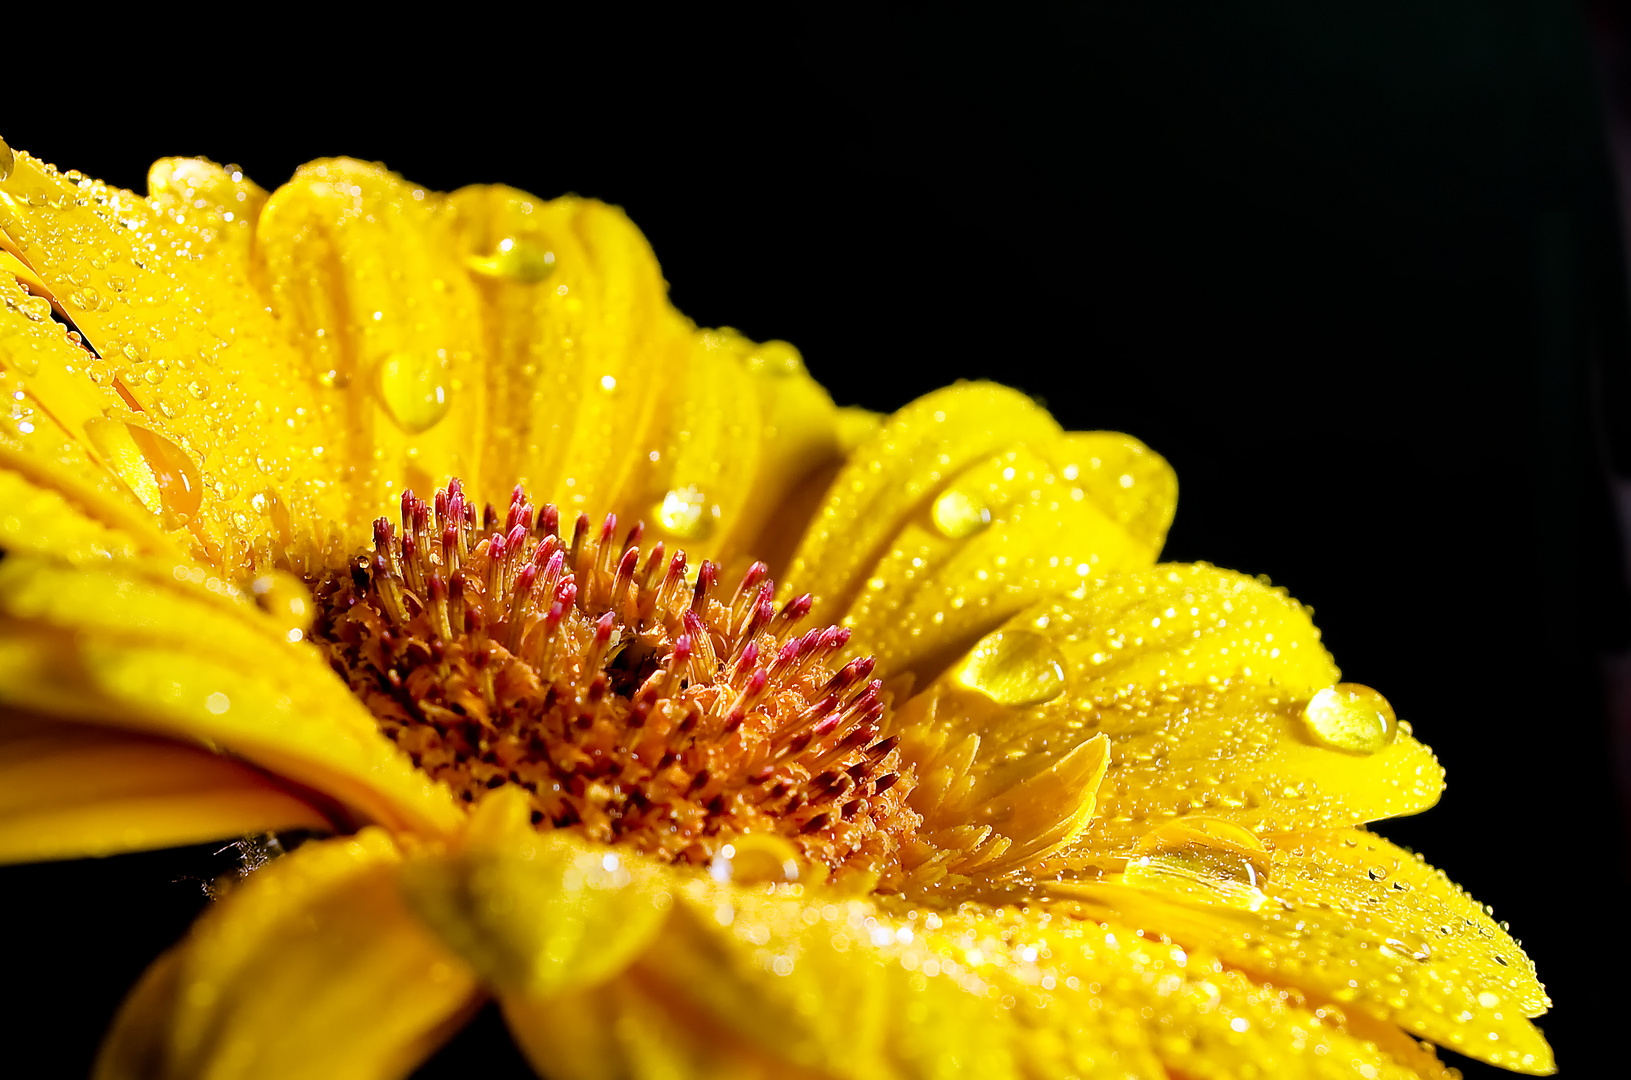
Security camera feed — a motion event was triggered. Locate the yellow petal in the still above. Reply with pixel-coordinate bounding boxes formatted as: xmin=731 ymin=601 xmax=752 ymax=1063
xmin=449 ymin=184 xmax=846 ymax=564
xmin=784 ymin=382 xmax=1174 ymax=681
xmin=501 ymin=848 xmax=1452 ymax=1080
xmin=646 ymin=328 xmax=847 ymax=566
xmin=893 ymin=660 xmax=1113 ymax=886
xmin=94 ymin=830 xmax=481 ymax=1080
xmin=0 ymin=279 xmax=180 ymax=555
xmin=0 ymin=552 xmax=462 ymax=838
xmin=0 ymin=711 xmax=328 ymax=863
xmin=986 ymin=565 xmax=1439 ymax=853
xmin=446 ymin=184 xmax=681 ymax=519
xmin=256 ymin=158 xmax=488 ymax=514
xmin=0 ymin=459 xmax=143 ymax=564
xmin=1032 ymin=827 xmax=1553 ymax=1074
xmin=401 ymin=788 xmax=672 ymax=999
xmin=2 ymin=148 xmax=349 ymax=572
xmin=7 ymin=146 xmax=848 ymax=583
xmin=891 ymin=563 xmax=1441 ymax=900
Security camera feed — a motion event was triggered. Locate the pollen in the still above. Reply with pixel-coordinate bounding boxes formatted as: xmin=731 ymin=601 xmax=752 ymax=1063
xmin=308 ymin=479 xmax=920 ymax=882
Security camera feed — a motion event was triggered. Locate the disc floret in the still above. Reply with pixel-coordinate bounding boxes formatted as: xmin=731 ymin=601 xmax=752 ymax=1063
xmin=310 ymin=480 xmax=920 ymax=881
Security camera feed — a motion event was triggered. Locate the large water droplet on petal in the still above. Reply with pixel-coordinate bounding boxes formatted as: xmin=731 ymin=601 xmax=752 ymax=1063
xmin=1302 ymin=683 xmax=1397 ymax=755
xmin=465 ymin=236 xmax=556 ymax=283
xmin=932 ymin=487 xmax=992 ymax=539
xmin=378 ymin=351 xmax=452 ymax=434
xmin=83 ymin=419 xmax=202 ymax=527
xmin=1123 ymin=818 xmax=1272 ymax=911
xmin=653 ymin=485 xmax=716 ymax=540
xmin=956 ymin=628 xmax=1067 ymax=706
xmin=0 ymin=137 xmax=13 ymax=183
xmin=708 ymin=833 xmax=803 ymax=885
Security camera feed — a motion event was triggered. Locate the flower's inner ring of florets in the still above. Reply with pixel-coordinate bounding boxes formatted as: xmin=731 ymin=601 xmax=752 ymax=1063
xmin=308 ymin=480 xmax=920 ymax=880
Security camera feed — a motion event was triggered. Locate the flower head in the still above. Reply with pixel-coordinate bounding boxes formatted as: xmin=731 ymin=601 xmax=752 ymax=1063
xmin=0 ymin=137 xmax=1552 ymax=1079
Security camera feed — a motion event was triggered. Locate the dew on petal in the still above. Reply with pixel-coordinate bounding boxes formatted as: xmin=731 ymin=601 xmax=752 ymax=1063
xmin=465 ymin=236 xmax=556 ymax=283
xmin=1124 ymin=818 xmax=1272 ymax=911
xmin=0 ymin=136 xmax=12 ymax=182
xmin=1302 ymin=683 xmax=1397 ymax=755
xmin=653 ymin=485 xmax=716 ymax=540
xmin=708 ymin=833 xmax=804 ymax=885
xmin=377 ymin=350 xmax=452 ymax=434
xmin=83 ymin=419 xmax=202 ymax=526
xmin=955 ymin=628 xmax=1067 ymax=706
xmin=931 ymin=487 xmax=992 ymax=539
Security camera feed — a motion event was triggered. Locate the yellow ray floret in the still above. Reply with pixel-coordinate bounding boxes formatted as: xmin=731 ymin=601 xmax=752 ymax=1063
xmin=785 ymin=382 xmax=1177 ymax=682
xmin=95 ymin=829 xmax=482 ymax=1080
xmin=0 ymin=712 xmax=328 ymax=862
xmin=99 ymin=790 xmax=1478 ymax=1079
xmin=0 ymin=147 xmax=848 ymax=580
xmin=0 ymin=552 xmax=460 ymax=844
xmin=1036 ymin=827 xmax=1552 ymax=1074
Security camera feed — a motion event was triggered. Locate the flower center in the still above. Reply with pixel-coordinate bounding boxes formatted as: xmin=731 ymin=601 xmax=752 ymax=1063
xmin=308 ymin=479 xmax=920 ymax=882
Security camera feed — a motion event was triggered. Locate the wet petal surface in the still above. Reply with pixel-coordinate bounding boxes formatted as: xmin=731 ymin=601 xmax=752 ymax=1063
xmin=784 ymin=384 xmax=1176 ymax=682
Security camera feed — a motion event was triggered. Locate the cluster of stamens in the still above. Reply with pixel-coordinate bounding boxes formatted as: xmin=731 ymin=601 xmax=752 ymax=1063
xmin=309 ymin=480 xmax=920 ymax=880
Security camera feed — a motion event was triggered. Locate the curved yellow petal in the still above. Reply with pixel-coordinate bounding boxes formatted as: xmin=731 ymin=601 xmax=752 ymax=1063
xmin=255 ymin=158 xmax=489 ymax=519
xmin=1 ymin=148 xmax=350 ymax=573
xmin=0 ymin=462 xmax=143 ymax=564
xmin=0 ymin=711 xmax=329 ymax=863
xmin=401 ymin=788 xmax=672 ymax=999
xmin=449 ymin=184 xmax=846 ymax=565
xmin=0 ymin=553 xmax=462 ymax=837
xmin=94 ymin=830 xmax=482 ymax=1080
xmin=924 ymin=565 xmax=1441 ymax=853
xmin=494 ymin=841 xmax=1452 ymax=1079
xmin=0 ymin=277 xmax=181 ymax=556
xmin=784 ymin=383 xmax=1175 ymax=681
xmin=7 ymin=146 xmax=847 ymax=585
xmin=1028 ymin=827 xmax=1552 ymax=1074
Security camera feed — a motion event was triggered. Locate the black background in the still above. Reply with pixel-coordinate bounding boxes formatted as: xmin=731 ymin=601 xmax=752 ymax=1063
xmin=3 ymin=4 xmax=1627 ymax=1077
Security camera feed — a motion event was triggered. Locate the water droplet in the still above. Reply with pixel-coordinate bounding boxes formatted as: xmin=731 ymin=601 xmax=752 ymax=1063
xmin=653 ymin=485 xmax=716 ymax=540
xmin=465 ymin=236 xmax=556 ymax=283
xmin=1123 ymin=818 xmax=1271 ymax=911
xmin=252 ymin=570 xmax=314 ymax=639
xmin=932 ymin=487 xmax=992 ymax=539
xmin=0 ymin=137 xmax=13 ymax=182
xmin=187 ymin=377 xmax=210 ymax=400
xmin=708 ymin=833 xmax=802 ymax=885
xmin=1302 ymin=683 xmax=1397 ymax=755
xmin=377 ymin=351 xmax=451 ymax=434
xmin=83 ymin=419 xmax=202 ymax=527
xmin=956 ymin=628 xmax=1067 ymax=706
xmin=18 ymin=295 xmax=51 ymax=323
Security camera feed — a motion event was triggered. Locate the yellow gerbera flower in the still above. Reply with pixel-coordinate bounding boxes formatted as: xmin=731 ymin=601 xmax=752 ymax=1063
xmin=0 ymin=136 xmax=1552 ymax=1079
